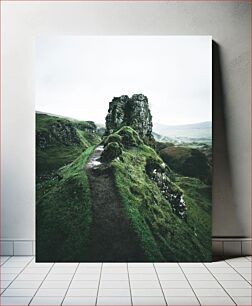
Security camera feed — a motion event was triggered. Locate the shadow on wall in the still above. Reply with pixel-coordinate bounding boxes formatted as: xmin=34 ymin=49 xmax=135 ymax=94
xmin=212 ymin=41 xmax=244 ymax=237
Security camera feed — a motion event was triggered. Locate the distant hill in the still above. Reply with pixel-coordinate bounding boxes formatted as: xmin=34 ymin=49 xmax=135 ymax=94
xmin=153 ymin=121 xmax=212 ymax=144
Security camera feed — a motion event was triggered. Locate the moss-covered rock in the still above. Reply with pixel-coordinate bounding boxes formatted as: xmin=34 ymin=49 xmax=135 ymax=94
xmin=116 ymin=126 xmax=142 ymax=148
xmin=101 ymin=142 xmax=122 ymax=162
xmin=105 ymin=94 xmax=155 ymax=145
xmin=104 ymin=133 xmax=122 ymax=147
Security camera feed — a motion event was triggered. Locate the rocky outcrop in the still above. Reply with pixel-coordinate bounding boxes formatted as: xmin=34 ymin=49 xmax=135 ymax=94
xmin=146 ymin=158 xmax=187 ymax=220
xmin=37 ymin=121 xmax=80 ymax=150
xmin=105 ymin=94 xmax=154 ymax=145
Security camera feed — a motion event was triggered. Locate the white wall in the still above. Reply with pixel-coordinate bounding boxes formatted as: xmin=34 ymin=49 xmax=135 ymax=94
xmin=1 ymin=1 xmax=250 ymax=240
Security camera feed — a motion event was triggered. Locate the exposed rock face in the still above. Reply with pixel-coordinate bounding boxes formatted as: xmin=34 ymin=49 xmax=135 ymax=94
xmin=146 ymin=159 xmax=187 ymax=221
xmin=37 ymin=122 xmax=80 ymax=150
xmin=105 ymin=94 xmax=154 ymax=144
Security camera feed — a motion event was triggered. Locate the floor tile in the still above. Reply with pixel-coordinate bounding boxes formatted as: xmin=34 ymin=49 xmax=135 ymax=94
xmin=205 ymin=261 xmax=230 ymax=268
xmin=62 ymin=296 xmax=96 ymax=305
xmin=156 ymin=267 xmax=182 ymax=274
xmin=225 ymin=288 xmax=252 ymax=296
xmin=130 ymin=280 xmax=160 ymax=288
xmin=74 ymin=273 xmax=100 ymax=281
xmin=132 ymin=296 xmax=166 ymax=305
xmin=214 ymin=273 xmax=245 ymax=281
xmin=27 ymin=262 xmax=53 ymax=268
xmin=103 ymin=267 xmax=128 ymax=273
xmin=103 ymin=263 xmax=126 ymax=267
xmin=128 ymin=267 xmax=155 ymax=274
xmin=165 ymin=296 xmax=200 ymax=305
xmin=160 ymin=280 xmax=191 ymax=288
xmin=1 ymin=267 xmax=23 ymax=274
xmin=16 ymin=273 xmax=46 ymax=281
xmin=76 ymin=266 xmax=101 ymax=274
xmin=101 ymin=274 xmax=128 ymax=281
xmin=22 ymin=267 xmax=50 ymax=274
xmin=3 ymin=261 xmax=28 ymax=268
xmin=241 ymin=273 xmax=252 ymax=283
xmin=8 ymin=256 xmax=33 ymax=262
xmin=219 ymin=280 xmax=252 ymax=288
xmin=40 ymin=280 xmax=71 ymax=288
xmin=97 ymin=296 xmax=131 ymax=305
xmin=46 ymin=273 xmax=73 ymax=281
xmin=194 ymin=288 xmax=228 ymax=296
xmin=98 ymin=288 xmax=130 ymax=296
xmin=0 ymin=280 xmax=12 ymax=289
xmin=232 ymin=296 xmax=252 ymax=305
xmin=128 ymin=263 xmax=153 ymax=268
xmin=67 ymin=288 xmax=97 ymax=296
xmin=1 ymin=274 xmax=17 ymax=281
xmin=158 ymin=273 xmax=186 ymax=281
xmin=228 ymin=261 xmax=252 ymax=268
xmin=189 ymin=280 xmax=221 ymax=288
xmin=70 ymin=280 xmax=99 ymax=288
xmin=36 ymin=287 xmax=67 ymax=296
xmin=234 ymin=267 xmax=251 ymax=274
xmin=0 ymin=296 xmax=32 ymax=305
xmin=131 ymin=288 xmax=163 ymax=296
xmin=186 ymin=273 xmax=216 ymax=281
xmin=2 ymin=288 xmax=37 ymax=297
xmin=8 ymin=280 xmax=42 ymax=289
xmin=227 ymin=257 xmax=250 ymax=263
xmin=99 ymin=281 xmax=129 ymax=289
xmin=53 ymin=263 xmax=78 ymax=268
xmin=154 ymin=263 xmax=179 ymax=268
xmin=198 ymin=296 xmax=235 ymax=305
xmin=30 ymin=296 xmax=64 ymax=305
xmin=163 ymin=288 xmax=195 ymax=296
xmin=182 ymin=267 xmax=209 ymax=274
xmin=207 ymin=267 xmax=236 ymax=274
xmin=0 ymin=256 xmax=10 ymax=264
xmin=50 ymin=267 xmax=77 ymax=274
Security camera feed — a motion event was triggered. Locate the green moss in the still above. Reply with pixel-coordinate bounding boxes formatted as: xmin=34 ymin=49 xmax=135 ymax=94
xmin=115 ymin=126 xmax=142 ymax=148
xmin=36 ymin=146 xmax=95 ymax=262
xmin=112 ymin=144 xmax=212 ymax=261
xmin=101 ymin=142 xmax=122 ymax=162
xmin=104 ymin=133 xmax=122 ymax=146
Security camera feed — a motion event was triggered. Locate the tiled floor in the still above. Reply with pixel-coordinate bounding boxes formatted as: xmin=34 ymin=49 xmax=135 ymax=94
xmin=0 ymin=256 xmax=251 ymax=305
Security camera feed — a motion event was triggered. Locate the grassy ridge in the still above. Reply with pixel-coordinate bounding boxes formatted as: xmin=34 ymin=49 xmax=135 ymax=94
xmin=36 ymin=146 xmax=95 ymax=262
xmin=36 ymin=113 xmax=100 ymax=176
xmin=112 ymin=144 xmax=212 ymax=262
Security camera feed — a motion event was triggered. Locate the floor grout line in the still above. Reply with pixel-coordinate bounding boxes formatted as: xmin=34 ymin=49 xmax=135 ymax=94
xmin=28 ymin=259 xmax=55 ymax=305
xmin=178 ymin=263 xmax=202 ymax=306
xmin=0 ymin=256 xmax=34 ymax=297
xmin=60 ymin=263 xmax=80 ymax=306
xmin=95 ymin=262 xmax=103 ymax=306
xmin=0 ymin=255 xmax=12 ymax=266
xmin=225 ymin=260 xmax=252 ymax=286
xmin=127 ymin=262 xmax=133 ymax=306
xmin=203 ymin=262 xmax=238 ymax=305
xmin=153 ymin=263 xmax=168 ymax=306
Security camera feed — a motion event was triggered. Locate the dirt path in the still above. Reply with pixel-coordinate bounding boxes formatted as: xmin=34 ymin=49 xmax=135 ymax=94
xmin=86 ymin=145 xmax=146 ymax=262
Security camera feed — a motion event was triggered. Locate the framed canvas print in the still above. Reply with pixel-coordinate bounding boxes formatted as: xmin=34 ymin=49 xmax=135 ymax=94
xmin=36 ymin=36 xmax=212 ymax=262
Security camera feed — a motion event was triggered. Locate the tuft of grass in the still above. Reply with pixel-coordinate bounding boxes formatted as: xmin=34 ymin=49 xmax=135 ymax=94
xmin=36 ymin=146 xmax=95 ymax=262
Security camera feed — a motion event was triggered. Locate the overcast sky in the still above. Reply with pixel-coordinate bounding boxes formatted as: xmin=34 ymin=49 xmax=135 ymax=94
xmin=36 ymin=36 xmax=212 ymax=126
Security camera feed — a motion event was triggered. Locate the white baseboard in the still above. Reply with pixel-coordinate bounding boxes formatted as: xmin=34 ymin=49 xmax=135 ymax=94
xmin=0 ymin=238 xmax=251 ymax=257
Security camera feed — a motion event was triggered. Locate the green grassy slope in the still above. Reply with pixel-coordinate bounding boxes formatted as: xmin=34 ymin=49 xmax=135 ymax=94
xmin=36 ymin=112 xmax=101 ymax=261
xmin=109 ymin=133 xmax=211 ymax=261
xmin=36 ymin=113 xmax=100 ymax=176
xmin=36 ymin=146 xmax=95 ymax=262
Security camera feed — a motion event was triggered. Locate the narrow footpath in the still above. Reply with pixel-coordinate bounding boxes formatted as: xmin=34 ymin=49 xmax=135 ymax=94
xmin=86 ymin=146 xmax=146 ymax=262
